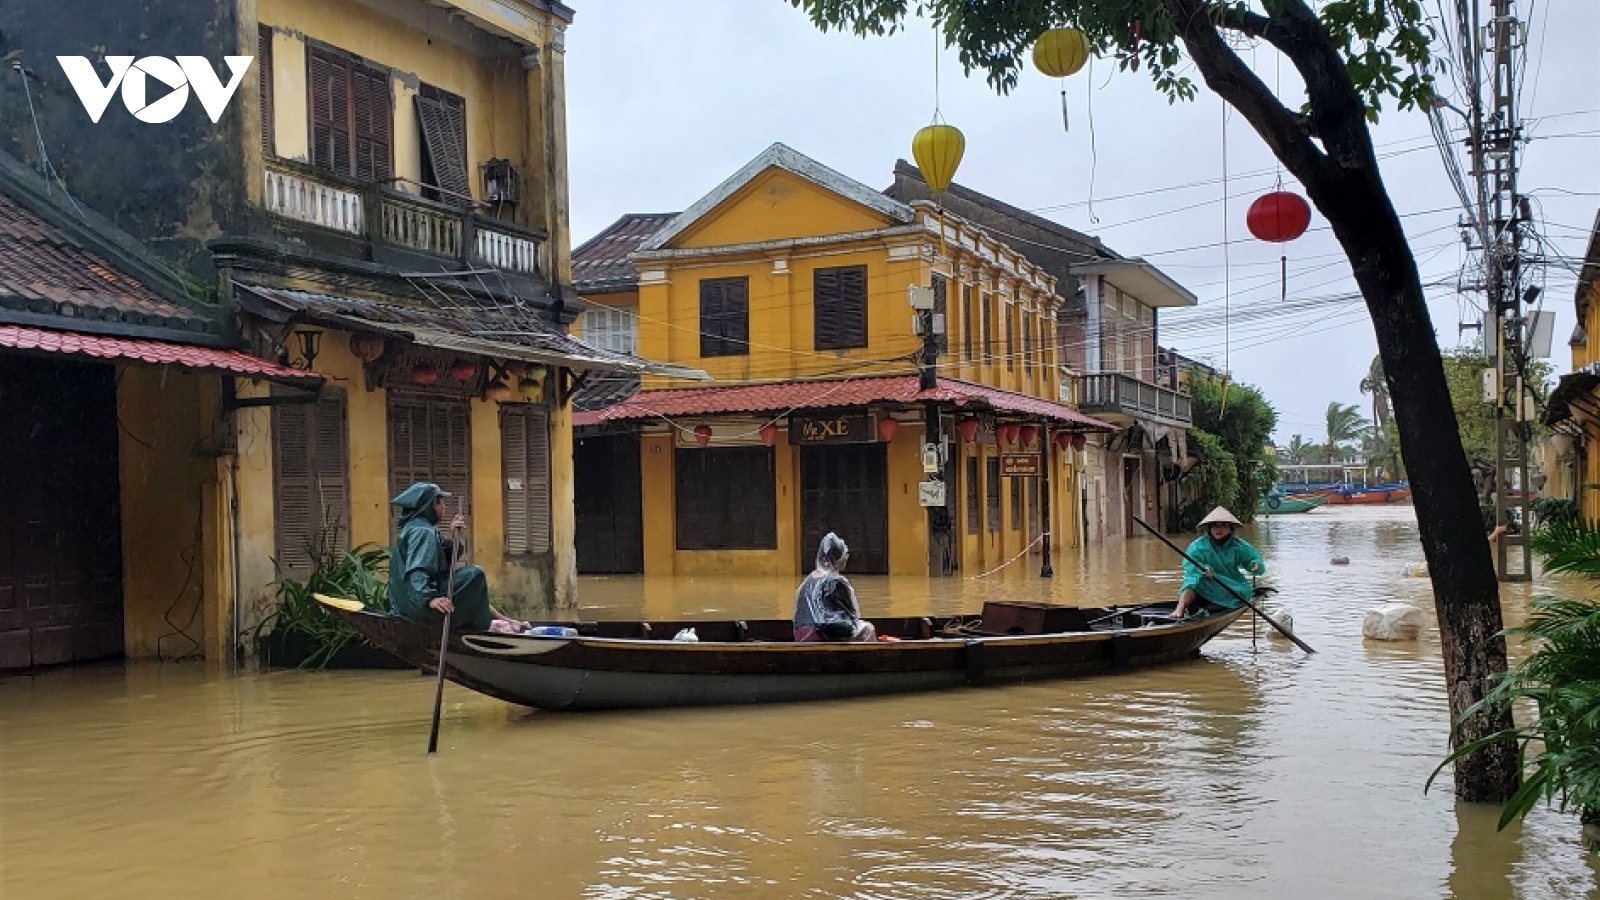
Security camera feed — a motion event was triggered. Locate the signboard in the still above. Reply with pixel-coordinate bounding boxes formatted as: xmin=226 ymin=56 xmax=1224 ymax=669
xmin=791 ymin=412 xmax=875 ymax=445
xmin=918 ymin=480 xmax=948 ymax=507
xmin=1000 ymin=453 xmax=1042 ymax=478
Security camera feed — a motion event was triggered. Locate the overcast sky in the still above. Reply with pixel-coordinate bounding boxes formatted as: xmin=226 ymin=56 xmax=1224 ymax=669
xmin=564 ymin=1 xmax=1600 ymax=443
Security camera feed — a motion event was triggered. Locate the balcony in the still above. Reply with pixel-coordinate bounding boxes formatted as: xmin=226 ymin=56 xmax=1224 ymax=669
xmin=262 ymin=160 xmax=545 ymax=278
xmin=1079 ymin=372 xmax=1193 ymax=427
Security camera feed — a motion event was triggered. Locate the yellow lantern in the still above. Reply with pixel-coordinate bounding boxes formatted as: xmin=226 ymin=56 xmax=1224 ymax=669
xmin=912 ymin=123 xmax=965 ymax=193
xmin=1033 ymin=28 xmax=1090 ymax=78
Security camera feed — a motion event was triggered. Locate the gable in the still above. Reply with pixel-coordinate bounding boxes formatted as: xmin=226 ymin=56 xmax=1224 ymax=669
xmin=663 ymin=169 xmax=902 ymax=250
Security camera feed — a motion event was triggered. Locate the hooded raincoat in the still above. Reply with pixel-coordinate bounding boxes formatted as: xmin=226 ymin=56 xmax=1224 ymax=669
xmin=792 ymin=533 xmax=875 ymax=642
xmin=388 ymin=482 xmax=493 ymax=632
xmin=1178 ymin=529 xmax=1265 ymax=611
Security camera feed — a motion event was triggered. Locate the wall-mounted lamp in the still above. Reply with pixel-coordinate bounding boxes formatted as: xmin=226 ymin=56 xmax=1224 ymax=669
xmin=292 ymin=328 xmax=323 ymax=370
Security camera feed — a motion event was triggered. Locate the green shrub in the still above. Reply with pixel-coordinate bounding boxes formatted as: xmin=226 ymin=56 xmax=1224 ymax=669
xmin=259 ymin=544 xmax=390 ymax=669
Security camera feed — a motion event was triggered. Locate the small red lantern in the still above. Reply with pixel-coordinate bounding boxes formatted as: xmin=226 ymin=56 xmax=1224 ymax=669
xmin=1072 ymin=432 xmax=1087 ymax=451
xmin=956 ymin=417 xmax=980 ymax=443
xmin=998 ymin=423 xmax=1021 ymax=445
xmin=412 ymin=362 xmax=438 ymax=385
xmin=449 ymin=359 xmax=477 ymax=381
xmin=693 ymin=424 xmax=713 ymax=448
xmin=1246 ymin=191 xmax=1312 ymax=243
xmin=349 ymin=332 xmax=385 ymax=362
xmin=1054 ymin=431 xmax=1073 ymax=452
xmin=759 ymin=423 xmax=777 ymax=447
xmin=876 ymin=417 xmax=899 ymax=443
xmin=1019 ymin=424 xmax=1039 ymax=447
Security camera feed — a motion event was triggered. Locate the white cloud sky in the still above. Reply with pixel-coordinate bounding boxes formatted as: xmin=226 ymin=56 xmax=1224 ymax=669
xmin=564 ymin=1 xmax=1600 ymax=442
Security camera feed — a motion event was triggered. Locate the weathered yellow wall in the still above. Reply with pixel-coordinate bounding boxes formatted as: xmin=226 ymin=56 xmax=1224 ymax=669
xmin=886 ymin=424 xmax=928 ymax=575
xmin=117 ymin=367 xmax=209 ymax=659
xmin=672 ymin=171 xmax=890 ymax=248
xmin=640 ymin=433 xmax=675 ymax=575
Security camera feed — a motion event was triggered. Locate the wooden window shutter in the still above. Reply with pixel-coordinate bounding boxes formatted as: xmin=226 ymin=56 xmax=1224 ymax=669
xmin=273 ymin=391 xmax=350 ymax=579
xmin=309 ymin=49 xmax=350 ymax=175
xmin=981 ymin=293 xmax=993 ymax=363
xmin=258 ymin=26 xmax=274 ymax=156
xmin=961 ymin=285 xmax=974 ymax=361
xmin=838 ymin=266 xmax=867 ymax=349
xmin=501 ymin=405 xmax=551 ymax=555
xmin=986 ymin=456 xmax=1001 ymax=533
xmin=700 ymin=278 xmax=748 ymax=357
xmin=386 ymin=395 xmax=470 ymax=539
xmin=965 ymin=455 xmax=980 ymax=535
xmin=1010 ymin=476 xmax=1022 ymax=530
xmin=1022 ymin=308 xmax=1034 ymax=369
xmin=813 ymin=267 xmax=840 ymax=349
xmin=351 ymin=63 xmax=392 ymax=182
xmin=415 ymin=88 xmax=470 ymax=204
xmin=1005 ymin=294 xmax=1017 ymax=372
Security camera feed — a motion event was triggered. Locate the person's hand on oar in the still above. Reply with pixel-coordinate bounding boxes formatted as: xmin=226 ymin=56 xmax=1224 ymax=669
xmin=429 ymin=596 xmax=455 ymax=615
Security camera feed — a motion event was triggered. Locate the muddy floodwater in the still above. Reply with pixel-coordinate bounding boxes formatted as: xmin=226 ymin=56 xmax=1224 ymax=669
xmin=3 ymin=506 xmax=1596 ymax=899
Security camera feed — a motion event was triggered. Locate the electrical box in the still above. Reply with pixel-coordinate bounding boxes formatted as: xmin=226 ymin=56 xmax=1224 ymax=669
xmin=907 ymin=285 xmax=935 ymax=310
xmin=931 ymin=312 xmax=946 ymax=335
xmin=1527 ymin=310 xmax=1556 ymax=358
xmin=1481 ymin=368 xmax=1498 ymax=404
xmin=921 ymin=442 xmax=943 ymax=474
xmin=918 ymin=480 xmax=947 ymax=507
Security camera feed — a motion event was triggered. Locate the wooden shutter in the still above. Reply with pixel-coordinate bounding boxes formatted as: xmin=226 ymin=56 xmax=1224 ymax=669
xmin=981 ymin=292 xmax=993 ymax=363
xmin=675 ymin=447 xmax=776 ymax=550
xmin=309 ymin=49 xmax=350 ymax=175
xmin=1010 ymin=476 xmax=1022 ymax=530
xmin=351 ymin=64 xmax=392 ymax=182
xmin=1022 ymin=308 xmax=1034 ymax=371
xmin=273 ymin=391 xmax=350 ymax=579
xmin=965 ymin=455 xmax=980 ymax=535
xmin=258 ymin=26 xmax=274 ymax=156
xmin=700 ymin=278 xmax=748 ymax=357
xmin=962 ymin=285 xmax=974 ymax=361
xmin=813 ymin=267 xmax=841 ymax=349
xmin=502 ymin=405 xmax=551 ymax=555
xmin=986 ymin=456 xmax=1001 ymax=533
xmin=416 ymin=88 xmax=470 ymax=203
xmin=1005 ymin=292 xmax=1018 ymax=372
xmin=822 ymin=265 xmax=868 ymax=350
xmin=387 ymin=394 xmax=471 ymax=536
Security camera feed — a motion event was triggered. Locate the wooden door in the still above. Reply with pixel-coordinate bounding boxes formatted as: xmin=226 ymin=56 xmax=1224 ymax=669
xmin=800 ymin=443 xmax=888 ymax=574
xmin=1123 ymin=457 xmax=1141 ymax=539
xmin=0 ymin=357 xmax=123 ymax=670
xmin=574 ymin=434 xmax=643 ymax=573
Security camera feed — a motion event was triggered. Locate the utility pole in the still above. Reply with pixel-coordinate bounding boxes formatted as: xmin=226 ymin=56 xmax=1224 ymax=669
xmin=1471 ymin=0 xmax=1532 ymax=581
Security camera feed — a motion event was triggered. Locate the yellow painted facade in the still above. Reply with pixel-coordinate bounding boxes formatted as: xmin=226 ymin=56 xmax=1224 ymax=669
xmin=1572 ymin=273 xmax=1600 ymax=522
xmin=580 ymin=147 xmax=1094 ymax=578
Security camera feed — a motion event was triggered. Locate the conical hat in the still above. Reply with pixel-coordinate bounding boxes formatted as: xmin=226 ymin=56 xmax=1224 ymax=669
xmin=1198 ymin=506 xmax=1242 ymax=528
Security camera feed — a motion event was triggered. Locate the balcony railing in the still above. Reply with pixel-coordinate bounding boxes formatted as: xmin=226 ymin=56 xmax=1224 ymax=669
xmin=1079 ymin=372 xmax=1193 ymax=425
xmin=262 ymin=161 xmax=545 ymax=277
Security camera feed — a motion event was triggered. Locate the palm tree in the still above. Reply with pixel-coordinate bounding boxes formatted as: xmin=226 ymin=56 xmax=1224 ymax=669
xmin=1284 ymin=434 xmax=1313 ymax=465
xmin=1359 ymin=354 xmax=1392 ymax=432
xmin=1324 ymin=401 xmax=1371 ymax=464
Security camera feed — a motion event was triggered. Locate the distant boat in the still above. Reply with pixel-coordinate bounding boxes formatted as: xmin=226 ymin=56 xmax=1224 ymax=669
xmin=1258 ymin=492 xmax=1329 ymax=515
xmin=1325 ymin=483 xmax=1411 ymax=505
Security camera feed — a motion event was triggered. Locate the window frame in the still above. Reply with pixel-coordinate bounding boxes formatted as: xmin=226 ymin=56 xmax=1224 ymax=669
xmin=306 ymin=43 xmax=392 ymax=183
xmin=699 ymin=277 xmax=750 ymax=358
xmin=813 ymin=264 xmax=869 ymax=350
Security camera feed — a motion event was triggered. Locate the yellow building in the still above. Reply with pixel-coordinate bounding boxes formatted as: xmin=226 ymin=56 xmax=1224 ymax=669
xmin=0 ymin=0 xmax=695 ymax=672
xmin=573 ymin=144 xmax=1115 ymax=578
xmin=1545 ymin=210 xmax=1600 ymax=520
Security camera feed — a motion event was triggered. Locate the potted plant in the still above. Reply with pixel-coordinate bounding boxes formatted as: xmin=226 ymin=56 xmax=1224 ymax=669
xmin=257 ymin=544 xmax=411 ymax=670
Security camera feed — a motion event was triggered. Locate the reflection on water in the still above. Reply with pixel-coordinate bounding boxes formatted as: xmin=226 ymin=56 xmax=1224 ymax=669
xmin=1 ymin=506 xmax=1595 ymax=899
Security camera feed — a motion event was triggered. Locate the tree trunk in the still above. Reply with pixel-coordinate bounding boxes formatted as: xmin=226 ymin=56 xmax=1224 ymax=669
xmin=1163 ymin=0 xmax=1520 ymax=801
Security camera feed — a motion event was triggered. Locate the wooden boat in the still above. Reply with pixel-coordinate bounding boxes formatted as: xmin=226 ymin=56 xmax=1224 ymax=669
xmin=312 ymin=595 xmax=1246 ymax=711
xmin=1258 ymin=492 xmax=1329 ymax=515
xmin=1326 ymin=484 xmax=1412 ymax=504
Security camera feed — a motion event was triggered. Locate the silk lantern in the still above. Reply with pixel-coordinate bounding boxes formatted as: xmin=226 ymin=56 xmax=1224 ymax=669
xmin=348 ymin=332 xmax=385 ymax=362
xmin=957 ymin=417 xmax=980 ymax=443
xmin=1246 ymin=191 xmax=1312 ymax=243
xmin=1032 ymin=28 xmax=1090 ymax=77
xmin=1054 ymin=431 xmax=1073 ymax=452
xmin=877 ymin=417 xmax=899 ymax=443
xmin=1072 ymin=432 xmax=1087 ymax=451
xmin=912 ymin=123 xmax=965 ymax=193
xmin=693 ymin=425 xmax=713 ymax=447
xmin=998 ymin=423 xmax=1021 ymax=445
xmin=759 ymin=423 xmax=778 ymax=447
xmin=411 ymin=362 xmax=439 ymax=386
xmin=1019 ymin=424 xmax=1039 ymax=446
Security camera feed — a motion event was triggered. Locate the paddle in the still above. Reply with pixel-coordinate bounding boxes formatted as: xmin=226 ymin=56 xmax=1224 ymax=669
xmin=1133 ymin=515 xmax=1315 ymax=655
xmin=427 ymin=500 xmax=465 ymax=755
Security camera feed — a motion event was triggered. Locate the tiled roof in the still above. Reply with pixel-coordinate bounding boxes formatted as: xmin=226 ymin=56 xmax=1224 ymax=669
xmin=0 ymin=324 xmax=316 ymax=382
xmin=0 ymin=181 xmax=209 ymax=332
xmin=572 ymin=213 xmax=678 ymax=294
xmin=238 ymin=284 xmax=706 ymax=380
xmin=572 ymin=371 xmax=641 ymax=412
xmin=572 ymin=374 xmax=1114 ymax=430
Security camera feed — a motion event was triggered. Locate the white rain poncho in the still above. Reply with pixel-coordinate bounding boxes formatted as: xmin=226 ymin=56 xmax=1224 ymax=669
xmin=792 ymin=532 xmax=871 ymax=641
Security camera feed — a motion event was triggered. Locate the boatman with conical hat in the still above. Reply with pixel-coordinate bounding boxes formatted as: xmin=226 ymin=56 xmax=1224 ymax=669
xmin=388 ymin=482 xmax=526 ymax=633
xmin=1171 ymin=506 xmax=1266 ymax=619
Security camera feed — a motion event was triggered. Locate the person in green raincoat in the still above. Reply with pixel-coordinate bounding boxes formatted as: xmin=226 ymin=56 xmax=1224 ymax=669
xmin=1171 ymin=506 xmax=1265 ymax=619
xmin=388 ymin=483 xmax=525 ymax=632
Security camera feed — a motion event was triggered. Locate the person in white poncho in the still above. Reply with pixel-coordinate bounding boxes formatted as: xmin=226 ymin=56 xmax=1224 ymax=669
xmin=792 ymin=532 xmax=876 ymax=643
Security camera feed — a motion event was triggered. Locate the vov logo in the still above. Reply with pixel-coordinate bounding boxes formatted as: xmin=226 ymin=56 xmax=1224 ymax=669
xmin=57 ymin=56 xmax=253 ymax=124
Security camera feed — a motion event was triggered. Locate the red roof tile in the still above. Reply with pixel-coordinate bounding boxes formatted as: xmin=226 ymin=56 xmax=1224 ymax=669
xmin=572 ymin=212 xmax=679 ymax=294
xmin=573 ymin=374 xmax=1114 ymax=430
xmin=0 ymin=325 xmax=318 ymax=382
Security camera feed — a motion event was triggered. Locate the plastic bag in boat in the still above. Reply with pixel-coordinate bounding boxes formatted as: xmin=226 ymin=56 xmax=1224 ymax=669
xmin=672 ymin=628 xmax=699 ymax=642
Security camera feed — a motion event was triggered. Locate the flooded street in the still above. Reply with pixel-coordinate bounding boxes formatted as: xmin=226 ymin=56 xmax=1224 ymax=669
xmin=3 ymin=506 xmax=1596 ymax=899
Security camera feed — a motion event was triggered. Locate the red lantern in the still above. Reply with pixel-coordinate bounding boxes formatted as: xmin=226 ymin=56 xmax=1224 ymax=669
xmin=1019 ymin=424 xmax=1039 ymax=447
xmin=449 ymin=359 xmax=477 ymax=381
xmin=1246 ymin=191 xmax=1312 ymax=243
xmin=1071 ymin=432 xmax=1087 ymax=451
xmin=876 ymin=417 xmax=899 ymax=443
xmin=759 ymin=423 xmax=777 ymax=446
xmin=412 ymin=362 xmax=438 ymax=385
xmin=956 ymin=417 xmax=980 ymax=443
xmin=348 ymin=332 xmax=385 ymax=362
xmin=1053 ymin=431 xmax=1073 ymax=452
xmin=693 ymin=424 xmax=713 ymax=448
xmin=998 ymin=423 xmax=1021 ymax=445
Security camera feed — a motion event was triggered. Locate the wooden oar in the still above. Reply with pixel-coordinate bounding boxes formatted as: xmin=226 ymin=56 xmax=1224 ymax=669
xmin=427 ymin=503 xmax=465 ymax=755
xmin=313 ymin=593 xmax=365 ymax=613
xmin=1133 ymin=515 xmax=1315 ymax=654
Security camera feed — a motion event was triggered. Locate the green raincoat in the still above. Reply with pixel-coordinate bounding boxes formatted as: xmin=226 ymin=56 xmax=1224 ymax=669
xmin=388 ymin=483 xmax=492 ymax=632
xmin=1179 ymin=532 xmax=1265 ymax=611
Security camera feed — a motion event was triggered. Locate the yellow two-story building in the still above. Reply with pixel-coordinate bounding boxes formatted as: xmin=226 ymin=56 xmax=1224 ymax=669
xmin=573 ymin=144 xmax=1115 ymax=578
xmin=1544 ymin=211 xmax=1600 ymax=519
